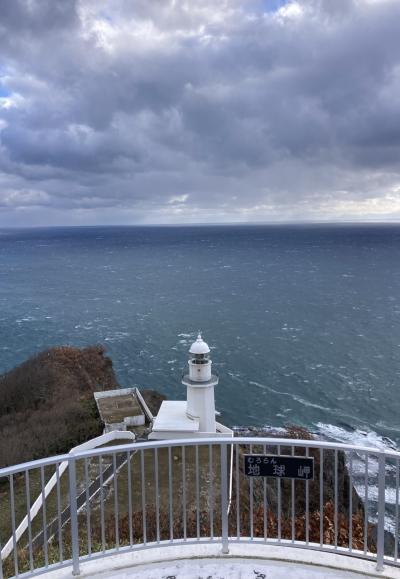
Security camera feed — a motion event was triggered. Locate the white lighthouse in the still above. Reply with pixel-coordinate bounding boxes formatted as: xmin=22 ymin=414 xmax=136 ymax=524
xmin=183 ymin=333 xmax=218 ymax=432
xmin=149 ymin=333 xmax=232 ymax=440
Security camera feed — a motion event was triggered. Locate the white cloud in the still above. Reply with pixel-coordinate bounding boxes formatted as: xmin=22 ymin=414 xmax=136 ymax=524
xmin=0 ymin=188 xmax=51 ymax=207
xmin=275 ymin=1 xmax=304 ymax=20
xmin=168 ymin=194 xmax=189 ymax=204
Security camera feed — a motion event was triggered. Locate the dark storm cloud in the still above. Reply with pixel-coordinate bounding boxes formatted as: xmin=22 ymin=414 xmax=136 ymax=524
xmin=1 ymin=0 xmax=400 ymax=225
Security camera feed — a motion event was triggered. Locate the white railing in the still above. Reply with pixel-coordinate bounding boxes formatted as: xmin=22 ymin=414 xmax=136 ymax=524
xmin=0 ymin=437 xmax=399 ymax=578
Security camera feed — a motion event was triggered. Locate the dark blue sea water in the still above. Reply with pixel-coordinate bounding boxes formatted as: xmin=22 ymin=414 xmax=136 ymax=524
xmin=1 ymin=224 xmax=400 ymax=449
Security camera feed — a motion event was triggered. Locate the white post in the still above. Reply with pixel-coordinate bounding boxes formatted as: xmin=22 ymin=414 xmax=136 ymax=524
xmin=376 ymin=453 xmax=386 ymax=571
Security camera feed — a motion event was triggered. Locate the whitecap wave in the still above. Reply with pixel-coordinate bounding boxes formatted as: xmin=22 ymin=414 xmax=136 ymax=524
xmin=315 ymin=422 xmax=399 ymax=533
xmin=314 ymin=422 xmax=398 ymax=452
xmin=248 ymin=381 xmax=331 ymax=412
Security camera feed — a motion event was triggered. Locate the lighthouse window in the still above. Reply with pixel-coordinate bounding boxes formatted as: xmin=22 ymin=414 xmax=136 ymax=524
xmin=193 ymin=354 xmax=208 ymax=364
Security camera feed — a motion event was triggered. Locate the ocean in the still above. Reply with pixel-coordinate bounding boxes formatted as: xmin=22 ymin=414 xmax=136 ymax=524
xmin=1 ymin=223 xmax=400 ymax=453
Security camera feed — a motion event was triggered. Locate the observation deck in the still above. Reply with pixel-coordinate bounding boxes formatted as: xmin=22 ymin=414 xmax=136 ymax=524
xmin=1 ymin=437 xmax=400 ymax=578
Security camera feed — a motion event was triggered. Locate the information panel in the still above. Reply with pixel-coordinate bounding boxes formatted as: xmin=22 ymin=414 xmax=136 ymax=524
xmin=244 ymin=454 xmax=314 ymax=480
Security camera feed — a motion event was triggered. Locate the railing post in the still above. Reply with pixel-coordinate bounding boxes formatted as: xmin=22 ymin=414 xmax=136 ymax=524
xmin=68 ymin=456 xmax=80 ymax=576
xmin=220 ymin=443 xmax=229 ymax=554
xmin=376 ymin=452 xmax=386 ymax=572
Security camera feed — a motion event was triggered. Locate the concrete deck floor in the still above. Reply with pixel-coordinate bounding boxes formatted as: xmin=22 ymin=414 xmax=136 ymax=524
xmin=45 ymin=544 xmax=400 ymax=579
xmin=90 ymin=559 xmax=371 ymax=578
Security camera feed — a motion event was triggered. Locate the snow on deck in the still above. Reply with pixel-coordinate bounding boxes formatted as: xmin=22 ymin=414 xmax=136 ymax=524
xmin=93 ymin=558 xmax=367 ymax=578
xmin=44 ymin=544 xmax=400 ymax=579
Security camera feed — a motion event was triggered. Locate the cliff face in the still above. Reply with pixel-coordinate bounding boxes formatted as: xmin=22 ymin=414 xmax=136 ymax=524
xmin=231 ymin=426 xmax=376 ymax=552
xmin=0 ymin=346 xmax=120 ymax=468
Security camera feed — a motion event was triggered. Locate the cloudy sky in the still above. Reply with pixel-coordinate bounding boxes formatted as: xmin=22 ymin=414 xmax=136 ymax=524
xmin=1 ymin=0 xmax=400 ymax=226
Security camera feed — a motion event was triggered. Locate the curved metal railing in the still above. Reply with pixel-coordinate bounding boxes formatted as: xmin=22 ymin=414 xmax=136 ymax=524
xmin=0 ymin=437 xmax=399 ymax=578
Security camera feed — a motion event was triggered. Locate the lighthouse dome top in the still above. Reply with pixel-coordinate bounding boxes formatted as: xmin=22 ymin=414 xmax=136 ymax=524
xmin=189 ymin=333 xmax=210 ymax=355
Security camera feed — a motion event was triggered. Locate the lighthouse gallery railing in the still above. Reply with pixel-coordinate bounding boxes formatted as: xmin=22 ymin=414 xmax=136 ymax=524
xmin=0 ymin=436 xmax=399 ymax=577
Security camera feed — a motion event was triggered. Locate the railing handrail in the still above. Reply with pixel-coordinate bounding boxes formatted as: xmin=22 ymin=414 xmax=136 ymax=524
xmin=1 ymin=434 xmax=399 ymax=577
xmin=1 ymin=435 xmax=399 ymax=478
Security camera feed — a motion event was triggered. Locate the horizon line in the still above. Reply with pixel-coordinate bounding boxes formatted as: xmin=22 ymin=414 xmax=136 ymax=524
xmin=1 ymin=219 xmax=400 ymax=230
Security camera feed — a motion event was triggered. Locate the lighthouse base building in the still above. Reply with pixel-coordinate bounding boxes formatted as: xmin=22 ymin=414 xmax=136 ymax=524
xmin=149 ymin=334 xmax=233 ymax=440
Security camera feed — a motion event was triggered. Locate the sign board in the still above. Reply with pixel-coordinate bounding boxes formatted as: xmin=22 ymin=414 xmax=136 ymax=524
xmin=244 ymin=454 xmax=314 ymax=480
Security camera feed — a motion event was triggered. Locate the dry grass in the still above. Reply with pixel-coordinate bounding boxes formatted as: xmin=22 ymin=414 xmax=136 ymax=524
xmin=0 ymin=346 xmax=119 ymax=468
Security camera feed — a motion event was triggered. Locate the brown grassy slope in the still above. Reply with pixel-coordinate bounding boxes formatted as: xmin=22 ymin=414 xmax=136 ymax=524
xmin=0 ymin=346 xmax=120 ymax=468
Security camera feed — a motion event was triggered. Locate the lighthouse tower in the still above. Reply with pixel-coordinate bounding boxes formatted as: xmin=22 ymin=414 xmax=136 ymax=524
xmin=182 ymin=333 xmax=219 ymax=432
xmin=148 ymin=332 xmax=232 ymax=440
